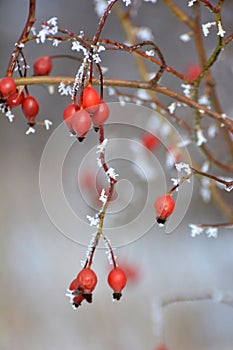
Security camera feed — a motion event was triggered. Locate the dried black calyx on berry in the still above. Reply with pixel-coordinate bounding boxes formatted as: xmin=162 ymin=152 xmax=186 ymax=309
xmin=112 ymin=292 xmax=122 ymax=301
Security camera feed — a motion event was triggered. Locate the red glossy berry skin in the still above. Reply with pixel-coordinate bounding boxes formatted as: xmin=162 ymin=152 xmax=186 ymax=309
xmin=72 ymin=109 xmax=92 ymax=139
xmin=92 ymin=102 xmax=110 ymax=126
xmin=154 ymin=195 xmax=175 ymax=224
xmin=33 ymin=56 xmax=52 ymax=76
xmin=22 ymin=96 xmax=39 ymax=123
xmin=0 ymin=77 xmax=17 ymax=99
xmin=76 ymin=268 xmax=97 ymax=293
xmin=69 ymin=277 xmax=80 ymax=291
xmin=63 ymin=103 xmax=79 ymax=130
xmin=79 ymin=85 xmax=101 ymax=114
xmin=7 ymin=89 xmax=24 ymax=108
xmin=142 ymin=133 xmax=159 ymax=151
xmin=108 ymin=267 xmax=127 ymax=293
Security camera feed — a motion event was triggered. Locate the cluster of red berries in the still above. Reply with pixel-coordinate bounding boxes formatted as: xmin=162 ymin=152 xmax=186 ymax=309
xmin=0 ymin=56 xmax=53 ymax=126
xmin=154 ymin=194 xmax=175 ymax=225
xmin=63 ymin=84 xmax=110 ymax=141
xmin=67 ymin=266 xmax=127 ymax=309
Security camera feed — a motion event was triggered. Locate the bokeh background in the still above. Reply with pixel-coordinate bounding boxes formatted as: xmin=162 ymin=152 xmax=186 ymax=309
xmin=1 ymin=1 xmax=233 ymax=349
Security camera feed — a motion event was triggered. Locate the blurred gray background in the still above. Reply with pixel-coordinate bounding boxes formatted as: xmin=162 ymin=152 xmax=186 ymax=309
xmin=1 ymin=1 xmax=233 ymax=350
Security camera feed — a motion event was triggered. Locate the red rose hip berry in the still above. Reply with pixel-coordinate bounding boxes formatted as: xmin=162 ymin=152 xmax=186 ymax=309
xmin=108 ymin=267 xmax=127 ymax=300
xmin=79 ymin=84 xmax=101 ymax=114
xmin=92 ymin=102 xmax=110 ymax=129
xmin=22 ymin=95 xmax=39 ymax=125
xmin=0 ymin=77 xmax=17 ymax=99
xmin=72 ymin=109 xmax=92 ymax=141
xmin=154 ymin=194 xmax=175 ymax=225
xmin=7 ymin=89 xmax=24 ymax=108
xmin=33 ymin=56 xmax=52 ymax=76
xmin=63 ymin=103 xmax=79 ymax=131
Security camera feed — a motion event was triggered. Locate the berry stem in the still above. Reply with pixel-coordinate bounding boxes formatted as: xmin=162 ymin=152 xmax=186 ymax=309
xmin=7 ymin=0 xmax=36 ymax=77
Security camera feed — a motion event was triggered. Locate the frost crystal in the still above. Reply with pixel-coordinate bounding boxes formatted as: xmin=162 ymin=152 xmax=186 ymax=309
xmin=37 ymin=17 xmax=58 ymax=43
xmin=188 ymin=0 xmax=197 ymax=6
xmin=168 ymin=102 xmax=176 ymax=114
xmin=5 ymin=109 xmax=15 ymax=122
xmin=189 ymin=224 xmax=204 ymax=237
xmin=96 ymin=138 xmax=108 ymax=154
xmin=181 ymin=83 xmax=192 ymax=97
xmin=122 ymin=0 xmax=131 ymax=5
xmin=145 ymin=50 xmax=155 ymax=57
xmin=144 ymin=0 xmax=157 ymax=3
xmin=189 ymin=224 xmax=218 ymax=238
xmin=175 ymin=162 xmax=192 ymax=175
xmin=71 ymin=41 xmax=87 ymax=55
xmin=202 ymin=22 xmax=215 ymax=37
xmin=106 ymin=167 xmax=119 ymax=180
xmin=86 ymin=214 xmax=100 ymax=227
xmin=58 ymin=82 xmax=73 ymax=96
xmin=44 ymin=119 xmax=53 ymax=130
xmin=208 ymin=124 xmax=218 ymax=138
xmin=217 ymin=21 xmax=225 ymax=37
xmin=99 ymin=189 xmax=108 ymax=204
xmin=196 ymin=129 xmax=207 ymax=146
xmin=26 ymin=127 xmax=36 ymax=135
xmin=205 ymin=227 xmax=218 ymax=238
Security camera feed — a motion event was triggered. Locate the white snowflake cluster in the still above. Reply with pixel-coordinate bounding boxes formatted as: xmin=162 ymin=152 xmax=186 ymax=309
xmin=189 ymin=224 xmax=218 ymax=238
xmin=36 ymin=17 xmax=58 ymax=44
xmin=145 ymin=50 xmax=155 ymax=57
xmin=144 ymin=0 xmax=157 ymax=3
xmin=71 ymin=41 xmax=87 ymax=55
xmin=168 ymin=102 xmax=177 ymax=114
xmin=200 ymin=177 xmax=211 ymax=203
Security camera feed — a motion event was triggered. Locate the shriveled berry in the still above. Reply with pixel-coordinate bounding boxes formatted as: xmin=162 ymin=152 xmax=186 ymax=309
xmin=79 ymin=85 xmax=101 ymax=114
xmin=22 ymin=95 xmax=39 ymax=124
xmin=33 ymin=56 xmax=52 ymax=76
xmin=72 ymin=109 xmax=92 ymax=141
xmin=108 ymin=267 xmax=127 ymax=300
xmin=154 ymin=195 xmax=175 ymax=225
xmin=0 ymin=77 xmax=17 ymax=99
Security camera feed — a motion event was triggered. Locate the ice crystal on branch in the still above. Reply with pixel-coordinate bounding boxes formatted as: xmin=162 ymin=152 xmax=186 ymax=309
xmin=36 ymin=17 xmax=58 ymax=43
xmin=106 ymin=167 xmax=119 ymax=180
xmin=188 ymin=0 xmax=197 ymax=7
xmin=175 ymin=162 xmax=192 ymax=175
xmin=58 ymin=83 xmax=73 ymax=96
xmin=99 ymin=189 xmax=108 ymax=204
xmin=202 ymin=22 xmax=216 ymax=37
xmin=86 ymin=214 xmax=100 ymax=227
xmin=180 ymin=33 xmax=191 ymax=42
xmin=217 ymin=21 xmax=225 ymax=38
